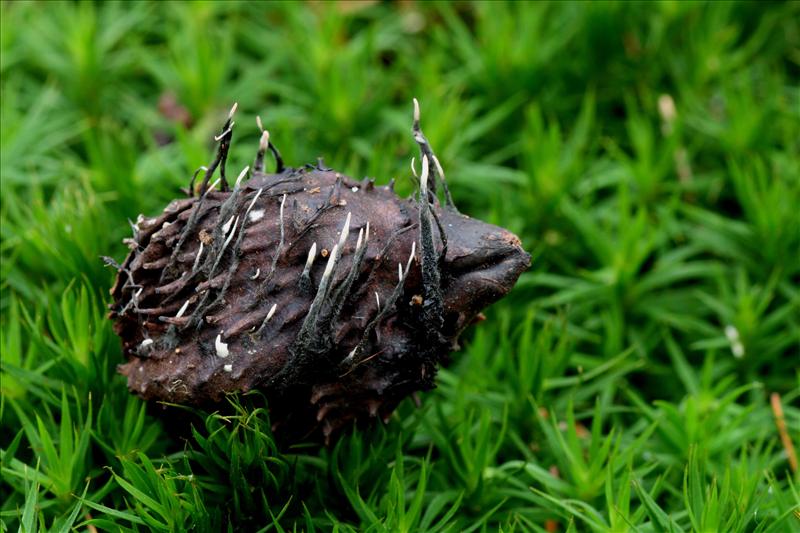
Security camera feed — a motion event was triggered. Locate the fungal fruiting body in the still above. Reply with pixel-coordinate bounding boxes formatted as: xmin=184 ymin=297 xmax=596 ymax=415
xmin=108 ymin=101 xmax=530 ymax=440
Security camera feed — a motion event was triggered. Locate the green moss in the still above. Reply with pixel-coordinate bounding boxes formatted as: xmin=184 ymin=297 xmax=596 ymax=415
xmin=1 ymin=1 xmax=798 ymax=530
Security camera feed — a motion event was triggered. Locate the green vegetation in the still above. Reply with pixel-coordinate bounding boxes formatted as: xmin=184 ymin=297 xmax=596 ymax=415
xmin=2 ymin=1 xmax=798 ymax=531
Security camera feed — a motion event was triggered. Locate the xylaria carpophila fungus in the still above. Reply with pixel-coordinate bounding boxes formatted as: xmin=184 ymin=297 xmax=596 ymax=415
xmin=107 ymin=100 xmax=530 ymax=441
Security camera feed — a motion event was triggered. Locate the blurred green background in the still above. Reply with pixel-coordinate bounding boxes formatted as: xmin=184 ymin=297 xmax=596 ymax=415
xmin=1 ymin=1 xmax=799 ymax=531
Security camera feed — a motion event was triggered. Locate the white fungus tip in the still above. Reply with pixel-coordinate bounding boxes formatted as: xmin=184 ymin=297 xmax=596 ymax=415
xmin=246 ymin=188 xmax=263 ymax=215
xmin=266 ymin=303 xmax=277 ymax=321
xmin=228 ymin=102 xmax=238 ymax=119
xmin=235 ymin=165 xmax=250 ymax=187
xmin=222 ymin=215 xmax=236 ymax=235
xmin=259 ymin=130 xmax=270 ymax=151
xmin=398 ymin=263 xmax=403 ymax=282
xmin=214 ymin=122 xmax=234 ymax=141
xmin=365 ymin=221 xmax=370 ymax=243
xmin=305 ymin=242 xmax=318 ymax=269
xmin=410 ymin=156 xmax=418 ymax=178
xmin=278 ymin=195 xmax=286 ymax=229
xmin=432 ymin=155 xmax=445 ymax=178
xmin=256 ymin=115 xmax=264 ymax=132
xmin=249 ymin=267 xmax=260 ymax=280
xmin=355 ymin=228 xmax=364 ymax=251
xmin=221 ymin=217 xmax=239 ymax=250
xmin=406 ymin=241 xmax=416 ymax=275
xmin=223 ymin=364 xmax=233 ymax=372
xmin=375 ymin=291 xmax=381 ymax=308
xmin=413 ymin=98 xmax=420 ymax=123
xmin=175 ymin=300 xmax=190 ymax=319
xmin=215 ymin=334 xmax=229 ymax=358
xmin=322 ymin=244 xmax=339 ymax=280
xmin=140 ymin=338 xmax=154 ymax=348
xmin=338 ymin=212 xmax=352 ymax=249
xmin=420 ymin=155 xmax=429 ymax=195
xmin=193 ymin=241 xmax=205 ymax=270
xmin=208 ymin=178 xmax=222 ymax=192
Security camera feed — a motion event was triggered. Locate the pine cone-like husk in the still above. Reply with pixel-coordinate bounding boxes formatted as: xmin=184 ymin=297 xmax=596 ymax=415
xmin=109 ymin=111 xmax=530 ymax=441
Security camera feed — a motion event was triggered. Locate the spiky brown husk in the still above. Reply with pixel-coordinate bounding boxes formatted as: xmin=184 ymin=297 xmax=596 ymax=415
xmin=109 ymin=104 xmax=530 ymax=441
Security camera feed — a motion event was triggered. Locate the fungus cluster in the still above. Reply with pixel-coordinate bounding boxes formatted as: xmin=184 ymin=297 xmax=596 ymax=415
xmin=108 ymin=100 xmax=530 ymax=440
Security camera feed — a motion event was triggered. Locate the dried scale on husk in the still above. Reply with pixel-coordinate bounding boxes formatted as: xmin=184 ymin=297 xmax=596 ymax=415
xmin=108 ymin=100 xmax=530 ymax=441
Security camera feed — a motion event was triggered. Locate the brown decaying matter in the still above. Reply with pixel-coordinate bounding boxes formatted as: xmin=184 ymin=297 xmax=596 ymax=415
xmin=108 ymin=101 xmax=530 ymax=441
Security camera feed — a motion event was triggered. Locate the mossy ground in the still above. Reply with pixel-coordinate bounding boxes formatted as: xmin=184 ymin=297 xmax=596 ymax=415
xmin=1 ymin=2 xmax=798 ymax=531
